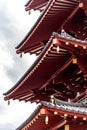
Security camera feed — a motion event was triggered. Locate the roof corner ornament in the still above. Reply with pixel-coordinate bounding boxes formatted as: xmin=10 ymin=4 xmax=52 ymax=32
xmin=53 ymin=37 xmax=58 ymax=44
xmin=61 ymin=29 xmax=66 ymax=37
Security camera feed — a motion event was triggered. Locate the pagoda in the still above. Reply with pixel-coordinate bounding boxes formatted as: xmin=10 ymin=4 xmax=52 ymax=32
xmin=4 ymin=0 xmax=87 ymax=130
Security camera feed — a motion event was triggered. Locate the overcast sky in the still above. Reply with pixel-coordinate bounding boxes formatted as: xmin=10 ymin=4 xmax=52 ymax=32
xmin=0 ymin=0 xmax=40 ymax=129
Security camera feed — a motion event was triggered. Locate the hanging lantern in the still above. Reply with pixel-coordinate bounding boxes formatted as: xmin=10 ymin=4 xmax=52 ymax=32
xmin=28 ymin=10 xmax=31 ymax=15
xmin=65 ymin=124 xmax=69 ymax=130
xmin=53 ymin=37 xmax=58 ymax=44
xmin=20 ymin=53 xmax=22 ymax=58
xmin=45 ymin=115 xmax=49 ymax=124
xmin=8 ymin=100 xmax=10 ymax=105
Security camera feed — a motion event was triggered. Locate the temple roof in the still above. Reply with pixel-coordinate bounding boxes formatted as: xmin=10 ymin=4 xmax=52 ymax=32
xmin=25 ymin=0 xmax=49 ymax=11
xmin=4 ymin=32 xmax=71 ymax=101
xmin=16 ymin=98 xmax=87 ymax=130
xmin=16 ymin=0 xmax=79 ymax=55
xmin=4 ymin=32 xmax=87 ymax=102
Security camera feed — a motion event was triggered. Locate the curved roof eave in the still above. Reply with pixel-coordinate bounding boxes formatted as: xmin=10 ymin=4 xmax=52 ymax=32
xmin=4 ymin=32 xmax=87 ymax=101
xmin=25 ymin=0 xmax=48 ymax=11
xmin=16 ymin=104 xmax=42 ymax=130
xmin=16 ymin=0 xmax=79 ymax=54
xmin=3 ymin=32 xmax=55 ymax=99
xmin=25 ymin=0 xmax=31 ymax=7
xmin=16 ymin=0 xmax=52 ymax=50
xmin=16 ymin=99 xmax=87 ymax=130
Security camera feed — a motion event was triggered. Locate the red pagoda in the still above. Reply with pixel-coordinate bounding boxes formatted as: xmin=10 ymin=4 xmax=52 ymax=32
xmin=4 ymin=0 xmax=87 ymax=130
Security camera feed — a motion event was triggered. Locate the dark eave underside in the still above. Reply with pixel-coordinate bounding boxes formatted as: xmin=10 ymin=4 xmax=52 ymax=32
xmin=16 ymin=0 xmax=79 ymax=54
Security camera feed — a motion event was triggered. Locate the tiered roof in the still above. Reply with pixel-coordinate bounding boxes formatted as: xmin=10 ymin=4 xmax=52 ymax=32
xmin=4 ymin=32 xmax=87 ymax=102
xmin=16 ymin=0 xmax=79 ymax=55
xmin=16 ymin=98 xmax=87 ymax=130
xmin=4 ymin=0 xmax=87 ymax=130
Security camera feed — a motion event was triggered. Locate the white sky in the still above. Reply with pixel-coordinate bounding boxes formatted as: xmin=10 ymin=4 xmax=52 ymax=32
xmin=0 ymin=0 xmax=40 ymax=129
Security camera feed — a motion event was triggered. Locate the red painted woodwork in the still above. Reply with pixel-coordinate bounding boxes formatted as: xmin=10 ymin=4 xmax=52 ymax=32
xmin=16 ymin=0 xmax=79 ymax=54
xmin=70 ymin=124 xmax=87 ymax=130
xmin=25 ymin=0 xmax=48 ymax=11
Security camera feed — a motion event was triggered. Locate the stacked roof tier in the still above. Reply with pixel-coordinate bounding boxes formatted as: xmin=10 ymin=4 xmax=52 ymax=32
xmin=4 ymin=0 xmax=87 ymax=130
xmin=4 ymin=32 xmax=87 ymax=103
xmin=16 ymin=0 xmax=81 ymax=55
xmin=16 ymin=98 xmax=87 ymax=130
